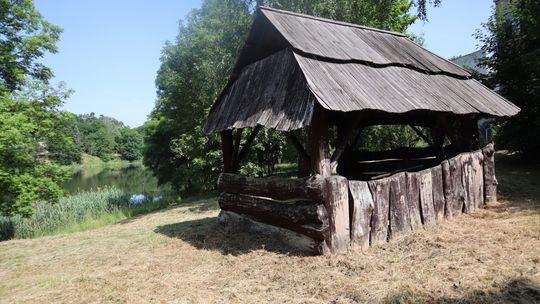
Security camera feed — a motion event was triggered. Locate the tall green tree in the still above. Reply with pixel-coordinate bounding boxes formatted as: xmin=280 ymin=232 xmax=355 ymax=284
xmin=116 ymin=127 xmax=143 ymax=161
xmin=144 ymin=0 xmax=421 ymax=193
xmin=0 ymin=0 xmax=72 ymax=216
xmin=0 ymin=82 xmax=72 ymax=216
xmin=479 ymin=0 xmax=540 ymax=161
xmin=0 ymin=0 xmax=62 ymax=93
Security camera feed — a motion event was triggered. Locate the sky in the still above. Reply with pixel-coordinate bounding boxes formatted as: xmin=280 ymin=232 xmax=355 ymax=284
xmin=35 ymin=0 xmax=495 ymax=128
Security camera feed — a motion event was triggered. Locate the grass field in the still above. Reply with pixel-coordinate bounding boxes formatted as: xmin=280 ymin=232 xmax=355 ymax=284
xmin=1 ymin=154 xmax=539 ymax=303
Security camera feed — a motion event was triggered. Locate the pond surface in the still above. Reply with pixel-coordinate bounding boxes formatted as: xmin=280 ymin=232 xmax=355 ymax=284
xmin=62 ymin=165 xmax=165 ymax=196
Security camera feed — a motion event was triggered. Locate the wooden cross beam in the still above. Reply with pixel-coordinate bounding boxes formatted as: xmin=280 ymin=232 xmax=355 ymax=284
xmin=409 ymin=125 xmax=433 ymax=146
xmin=232 ymin=125 xmax=262 ymax=171
xmin=285 ymin=131 xmax=310 ymax=163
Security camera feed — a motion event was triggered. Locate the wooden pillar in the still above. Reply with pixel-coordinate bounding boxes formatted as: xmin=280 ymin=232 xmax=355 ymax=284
xmin=220 ymin=130 xmax=234 ymax=173
xmin=308 ymin=106 xmax=330 ymax=177
xmin=482 ymin=143 xmax=497 ymax=203
xmin=458 ymin=116 xmax=476 ymax=152
xmin=324 ymin=176 xmax=350 ymax=252
xmin=285 ymin=130 xmax=310 ymax=177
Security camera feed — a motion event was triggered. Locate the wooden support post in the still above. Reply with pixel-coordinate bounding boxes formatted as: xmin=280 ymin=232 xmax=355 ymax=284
xmin=324 ymin=176 xmax=350 ymax=252
xmin=388 ymin=172 xmax=411 ymax=238
xmin=308 ymin=107 xmax=330 ymax=177
xmin=349 ymin=181 xmax=373 ymax=249
xmin=232 ymin=125 xmax=261 ymax=171
xmin=331 ymin=117 xmax=361 ymax=173
xmin=431 ymin=165 xmax=446 ymax=221
xmin=367 ymin=178 xmax=391 ymax=245
xmin=285 ymin=131 xmax=311 ymax=177
xmin=438 ymin=114 xmax=462 ymax=152
xmin=232 ymin=128 xmax=243 ymax=161
xmin=482 ymin=143 xmax=497 ymax=203
xmin=458 ymin=116 xmax=475 ymax=152
xmin=409 ymin=125 xmax=433 ymax=146
xmin=220 ymin=130 xmax=234 ymax=173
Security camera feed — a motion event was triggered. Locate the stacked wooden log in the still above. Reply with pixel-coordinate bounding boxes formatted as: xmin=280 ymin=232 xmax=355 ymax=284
xmin=349 ymin=145 xmax=495 ymax=249
xmin=218 ymin=144 xmax=497 ymax=254
xmin=218 ymin=173 xmax=350 ymax=254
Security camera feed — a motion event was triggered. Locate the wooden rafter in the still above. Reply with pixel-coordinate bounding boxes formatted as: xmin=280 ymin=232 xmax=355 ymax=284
xmin=232 ymin=125 xmax=262 ymax=171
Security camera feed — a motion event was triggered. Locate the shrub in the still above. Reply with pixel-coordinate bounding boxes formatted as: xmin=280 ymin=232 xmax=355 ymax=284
xmin=0 ymin=187 xmax=130 ymax=240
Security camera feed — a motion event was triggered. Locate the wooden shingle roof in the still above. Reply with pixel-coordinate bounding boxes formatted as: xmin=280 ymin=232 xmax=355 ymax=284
xmin=203 ymin=7 xmax=520 ymax=134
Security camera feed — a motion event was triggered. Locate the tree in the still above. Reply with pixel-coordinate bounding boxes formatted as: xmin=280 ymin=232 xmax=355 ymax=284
xmin=144 ymin=0 xmax=422 ymax=193
xmin=0 ymin=0 xmax=62 ymax=93
xmin=0 ymin=82 xmax=71 ymax=216
xmin=479 ymin=0 xmax=540 ymax=161
xmin=0 ymin=1 xmax=72 ymax=216
xmin=116 ymin=128 xmax=143 ymax=161
xmin=76 ymin=113 xmax=124 ymax=161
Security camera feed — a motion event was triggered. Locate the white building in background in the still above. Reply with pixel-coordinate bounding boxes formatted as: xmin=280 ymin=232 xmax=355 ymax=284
xmin=450 ymin=50 xmax=489 ymax=75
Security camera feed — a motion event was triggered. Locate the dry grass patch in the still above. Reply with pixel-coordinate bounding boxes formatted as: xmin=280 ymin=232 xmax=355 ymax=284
xmin=1 ymin=157 xmax=540 ymax=303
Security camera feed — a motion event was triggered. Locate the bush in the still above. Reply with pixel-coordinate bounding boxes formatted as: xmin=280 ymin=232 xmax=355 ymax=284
xmin=0 ymin=187 xmax=130 ymax=240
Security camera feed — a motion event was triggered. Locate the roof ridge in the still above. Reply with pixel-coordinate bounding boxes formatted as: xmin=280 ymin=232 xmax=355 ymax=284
xmin=259 ymin=6 xmax=406 ymax=37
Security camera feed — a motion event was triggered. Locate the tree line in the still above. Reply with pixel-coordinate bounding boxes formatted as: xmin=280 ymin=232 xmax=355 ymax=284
xmin=1 ymin=0 xmax=538 ymax=216
xmin=0 ymin=0 xmax=143 ymax=216
xmin=50 ymin=112 xmax=144 ymax=165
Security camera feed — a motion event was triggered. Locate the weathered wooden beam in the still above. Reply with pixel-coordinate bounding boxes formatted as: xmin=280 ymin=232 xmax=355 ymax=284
xmin=405 ymin=172 xmax=423 ymax=230
xmin=284 ymin=131 xmax=310 ymax=164
xmin=431 ymin=165 xmax=446 ymax=221
xmin=388 ymin=172 xmax=411 ymax=239
xmin=349 ymin=181 xmax=373 ymax=249
xmin=438 ymin=114 xmax=462 ymax=152
xmin=218 ymin=210 xmax=329 ymax=255
xmin=441 ymin=155 xmax=466 ymax=218
xmin=471 ymin=150 xmax=485 ymax=209
xmin=351 ymin=147 xmax=438 ymax=161
xmin=218 ymin=193 xmax=329 ymax=240
xmin=331 ymin=117 xmax=362 ymax=172
xmin=324 ymin=176 xmax=350 ymax=252
xmin=217 ymin=173 xmax=327 ymax=201
xmin=409 ymin=125 xmax=433 ymax=146
xmin=482 ymin=143 xmax=497 ymax=203
xmin=418 ymin=168 xmax=436 ymax=225
xmin=308 ymin=107 xmax=330 ymax=177
xmin=232 ymin=125 xmax=261 ymax=171
xmin=232 ymin=128 xmax=243 ymax=162
xmin=367 ymin=177 xmax=391 ymax=245
xmin=220 ymin=130 xmax=234 ymax=173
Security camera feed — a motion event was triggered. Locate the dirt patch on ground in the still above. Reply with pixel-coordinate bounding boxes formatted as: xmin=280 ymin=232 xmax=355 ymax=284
xmin=1 ymin=157 xmax=540 ymax=303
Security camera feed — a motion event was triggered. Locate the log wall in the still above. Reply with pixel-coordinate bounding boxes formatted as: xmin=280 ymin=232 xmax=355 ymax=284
xmin=217 ymin=145 xmax=497 ymax=255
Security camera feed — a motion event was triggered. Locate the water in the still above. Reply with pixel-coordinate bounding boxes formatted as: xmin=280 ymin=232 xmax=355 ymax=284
xmin=62 ymin=165 xmax=165 ymax=197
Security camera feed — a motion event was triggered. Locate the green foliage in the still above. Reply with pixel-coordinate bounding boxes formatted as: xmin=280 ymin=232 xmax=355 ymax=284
xmin=263 ymin=0 xmax=416 ymax=32
xmin=0 ymin=187 xmax=129 ymax=240
xmin=115 ymin=127 xmax=143 ymax=161
xmin=0 ymin=83 xmax=73 ymax=216
xmin=358 ymin=125 xmax=428 ymax=150
xmin=0 ymin=0 xmax=62 ymax=93
xmin=76 ymin=113 xmax=123 ymax=161
xmin=479 ymin=0 xmax=540 ymax=161
xmin=144 ymin=0 xmax=421 ymax=194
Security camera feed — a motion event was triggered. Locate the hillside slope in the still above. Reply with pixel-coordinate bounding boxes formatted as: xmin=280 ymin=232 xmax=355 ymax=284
xmin=1 ymin=157 xmax=540 ymax=303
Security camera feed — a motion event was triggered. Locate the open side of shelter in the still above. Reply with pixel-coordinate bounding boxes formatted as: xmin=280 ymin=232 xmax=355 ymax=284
xmin=203 ymin=7 xmax=519 ymax=254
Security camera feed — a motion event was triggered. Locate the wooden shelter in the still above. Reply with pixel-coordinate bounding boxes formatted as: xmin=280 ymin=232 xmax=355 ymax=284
xmin=203 ymin=7 xmax=520 ymax=254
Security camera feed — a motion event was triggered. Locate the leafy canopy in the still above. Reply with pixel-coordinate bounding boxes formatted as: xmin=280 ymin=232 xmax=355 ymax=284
xmin=479 ymin=0 xmax=540 ymax=161
xmin=0 ymin=0 xmax=62 ymax=93
xmin=144 ymin=0 xmax=422 ymax=194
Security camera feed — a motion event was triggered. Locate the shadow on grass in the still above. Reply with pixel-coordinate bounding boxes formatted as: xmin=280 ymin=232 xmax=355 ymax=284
xmin=116 ymin=192 xmax=220 ymax=225
xmin=384 ymin=277 xmax=540 ymax=304
xmin=154 ymin=216 xmax=313 ymax=257
xmin=495 ymin=153 xmax=540 ymax=213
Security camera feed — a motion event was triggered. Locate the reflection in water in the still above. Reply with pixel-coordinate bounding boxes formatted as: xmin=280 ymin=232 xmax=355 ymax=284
xmin=62 ymin=165 xmax=165 ymax=196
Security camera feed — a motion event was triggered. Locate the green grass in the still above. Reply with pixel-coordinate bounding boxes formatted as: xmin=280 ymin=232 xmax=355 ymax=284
xmin=0 ymin=186 xmax=173 ymax=241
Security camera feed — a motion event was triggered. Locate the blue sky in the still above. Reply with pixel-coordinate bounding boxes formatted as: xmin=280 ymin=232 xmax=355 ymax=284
xmin=35 ymin=0 xmax=494 ymax=127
